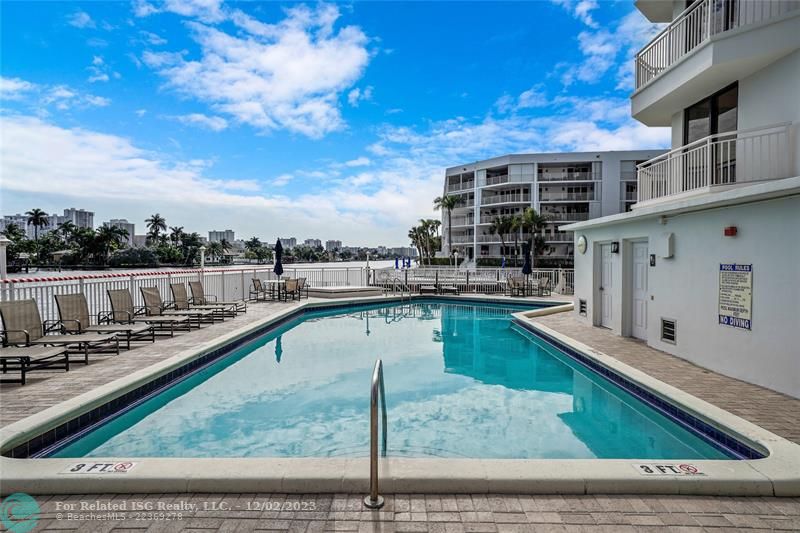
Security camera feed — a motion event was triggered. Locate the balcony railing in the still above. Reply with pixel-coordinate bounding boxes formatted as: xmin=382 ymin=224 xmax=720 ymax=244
xmin=537 ymin=171 xmax=593 ymax=182
xmin=545 ymin=232 xmax=574 ymax=242
xmin=636 ymin=123 xmax=792 ymax=203
xmin=483 ymin=174 xmax=509 ymax=186
xmin=481 ymin=194 xmax=531 ymax=205
xmin=446 ymin=181 xmax=475 ymax=192
xmin=541 ymin=212 xmax=590 ymax=222
xmin=476 ymin=233 xmax=532 ymax=243
xmin=451 ymin=235 xmax=475 ymax=244
xmin=450 ymin=216 xmax=474 ymax=226
xmin=539 ymin=191 xmax=595 ymax=202
xmin=635 ymin=0 xmax=800 ymax=89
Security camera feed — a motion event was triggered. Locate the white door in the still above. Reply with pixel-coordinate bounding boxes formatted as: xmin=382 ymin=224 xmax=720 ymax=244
xmin=600 ymin=244 xmax=613 ymax=329
xmin=631 ymin=242 xmax=649 ymax=340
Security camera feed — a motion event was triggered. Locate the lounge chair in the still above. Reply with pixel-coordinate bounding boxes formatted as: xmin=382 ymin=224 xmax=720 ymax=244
xmin=0 ymin=345 xmax=69 ymax=385
xmin=0 ymin=299 xmax=119 ymax=365
xmin=250 ymin=278 xmax=268 ymax=301
xmin=105 ymin=289 xmax=192 ymax=337
xmin=419 ymin=285 xmax=438 ymax=295
xmin=54 ymin=293 xmax=155 ymax=349
xmin=188 ymin=281 xmax=246 ymax=314
xmin=283 ymin=279 xmax=300 ymax=301
xmin=170 ymin=283 xmax=234 ymax=319
xmin=140 ymin=287 xmax=215 ymax=327
xmin=437 ymin=284 xmax=460 ymax=295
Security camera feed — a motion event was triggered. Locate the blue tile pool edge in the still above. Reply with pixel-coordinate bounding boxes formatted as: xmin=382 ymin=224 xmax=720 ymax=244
xmin=512 ymin=318 xmax=767 ymax=461
xmin=5 ymin=296 xmax=550 ymax=459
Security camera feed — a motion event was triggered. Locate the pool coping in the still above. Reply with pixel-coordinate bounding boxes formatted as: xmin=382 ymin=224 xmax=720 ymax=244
xmin=1 ymin=294 xmax=798 ymax=496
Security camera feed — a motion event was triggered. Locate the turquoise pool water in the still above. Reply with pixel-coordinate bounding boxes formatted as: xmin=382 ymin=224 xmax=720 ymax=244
xmin=51 ymin=301 xmax=729 ymax=459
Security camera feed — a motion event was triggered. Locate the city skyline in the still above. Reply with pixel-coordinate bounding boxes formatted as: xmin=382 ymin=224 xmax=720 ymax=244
xmin=1 ymin=1 xmax=669 ymax=245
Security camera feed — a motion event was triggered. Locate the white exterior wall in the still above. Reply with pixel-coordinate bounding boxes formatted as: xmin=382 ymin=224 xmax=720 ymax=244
xmin=571 ymin=194 xmax=800 ymax=398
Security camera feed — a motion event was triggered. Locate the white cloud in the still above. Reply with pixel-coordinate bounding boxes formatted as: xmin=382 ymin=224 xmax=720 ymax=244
xmin=347 ymin=86 xmax=373 ymax=107
xmin=87 ymin=55 xmax=120 ymax=83
xmin=132 ymin=0 xmax=225 ymax=22
xmin=142 ymin=3 xmax=370 ymax=138
xmin=345 ymin=157 xmax=371 ymax=167
xmin=171 ymin=113 xmax=229 ymax=131
xmin=141 ymin=31 xmax=167 ymax=45
xmin=67 ymin=10 xmax=96 ymax=29
xmin=496 ymin=84 xmax=548 ymax=113
xmin=551 ymin=0 xmax=599 ymax=28
xmin=272 ymin=173 xmax=294 ymax=187
xmin=40 ymin=85 xmax=110 ymax=110
xmin=135 ymin=109 xmax=147 ymax=117
xmin=0 ymin=77 xmax=37 ymax=100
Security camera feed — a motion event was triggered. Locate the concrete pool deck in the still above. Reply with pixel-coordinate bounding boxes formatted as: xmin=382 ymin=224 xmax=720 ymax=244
xmin=1 ymin=294 xmax=799 ymax=525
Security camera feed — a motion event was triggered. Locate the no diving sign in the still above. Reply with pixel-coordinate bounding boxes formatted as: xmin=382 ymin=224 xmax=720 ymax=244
xmin=60 ymin=462 xmax=137 ymax=474
xmin=633 ymin=463 xmax=704 ymax=476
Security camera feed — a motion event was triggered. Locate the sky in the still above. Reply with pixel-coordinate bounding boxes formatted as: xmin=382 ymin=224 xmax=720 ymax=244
xmin=0 ymin=0 xmax=669 ymax=246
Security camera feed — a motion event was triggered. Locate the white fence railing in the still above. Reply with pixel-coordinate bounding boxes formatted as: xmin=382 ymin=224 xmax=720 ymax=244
xmin=446 ymin=181 xmax=474 ymax=192
xmin=0 ymin=267 xmax=369 ymax=324
xmin=372 ymin=267 xmax=574 ymax=296
xmin=635 ymin=0 xmax=800 ymax=89
xmin=539 ymin=191 xmax=595 ymax=202
xmin=541 ymin=212 xmax=590 ymax=221
xmin=637 ymin=123 xmax=792 ymax=202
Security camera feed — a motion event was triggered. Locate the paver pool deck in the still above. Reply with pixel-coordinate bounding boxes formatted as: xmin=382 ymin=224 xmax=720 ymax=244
xmin=1 ymin=296 xmax=798 ymax=531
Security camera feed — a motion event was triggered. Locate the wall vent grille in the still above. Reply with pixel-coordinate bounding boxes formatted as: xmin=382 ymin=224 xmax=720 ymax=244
xmin=661 ymin=318 xmax=677 ymax=344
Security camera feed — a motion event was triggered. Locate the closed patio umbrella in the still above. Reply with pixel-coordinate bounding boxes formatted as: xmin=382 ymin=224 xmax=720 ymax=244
xmin=522 ymin=242 xmax=532 ymax=296
xmin=274 ymin=239 xmax=284 ymax=277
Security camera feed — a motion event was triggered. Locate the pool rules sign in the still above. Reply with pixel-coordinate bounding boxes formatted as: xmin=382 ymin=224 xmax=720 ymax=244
xmin=718 ymin=264 xmax=752 ymax=330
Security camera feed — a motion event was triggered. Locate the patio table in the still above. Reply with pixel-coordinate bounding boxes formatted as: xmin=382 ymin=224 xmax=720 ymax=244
xmin=261 ymin=279 xmax=286 ymax=301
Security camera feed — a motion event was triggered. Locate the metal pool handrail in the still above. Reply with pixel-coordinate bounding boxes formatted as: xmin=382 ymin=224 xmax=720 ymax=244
xmin=364 ymin=359 xmax=387 ymax=509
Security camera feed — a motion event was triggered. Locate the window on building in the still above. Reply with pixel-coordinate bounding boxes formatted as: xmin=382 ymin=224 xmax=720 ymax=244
xmin=684 ymin=83 xmax=738 ymax=144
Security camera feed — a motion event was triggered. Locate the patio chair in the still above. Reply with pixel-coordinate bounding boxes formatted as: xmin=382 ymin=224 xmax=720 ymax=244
xmin=539 ymin=277 xmax=552 ymax=297
xmin=105 ymin=289 xmax=192 ymax=337
xmin=140 ymin=287 xmax=215 ymax=327
xmin=188 ymin=281 xmax=247 ymax=314
xmin=54 ymin=293 xmax=155 ymax=350
xmin=1 ymin=345 xmax=69 ymax=385
xmin=283 ymin=279 xmax=300 ymax=301
xmin=170 ymin=283 xmax=234 ymax=320
xmin=0 ymin=299 xmax=119 ymax=365
xmin=297 ymin=277 xmax=310 ymax=299
xmin=250 ymin=278 xmax=268 ymax=301
xmin=507 ymin=276 xmax=526 ymax=297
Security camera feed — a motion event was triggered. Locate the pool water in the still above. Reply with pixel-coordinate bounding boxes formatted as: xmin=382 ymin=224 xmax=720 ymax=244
xmin=51 ymin=301 xmax=730 ymax=459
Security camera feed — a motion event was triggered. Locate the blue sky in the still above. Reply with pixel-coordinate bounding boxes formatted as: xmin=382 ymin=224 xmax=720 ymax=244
xmin=0 ymin=0 xmax=669 ymax=246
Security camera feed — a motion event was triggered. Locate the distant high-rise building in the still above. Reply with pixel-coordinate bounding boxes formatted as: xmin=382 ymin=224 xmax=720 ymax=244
xmin=325 ymin=239 xmax=342 ymax=251
xmin=280 ymin=237 xmax=297 ymax=249
xmin=107 ymin=219 xmax=135 ymax=245
xmin=62 ymin=208 xmax=94 ymax=229
xmin=389 ymin=247 xmax=417 ymax=257
xmin=132 ymin=235 xmax=149 ymax=248
xmin=304 ymin=238 xmax=322 ymax=248
xmin=209 ymin=229 xmax=235 ymax=243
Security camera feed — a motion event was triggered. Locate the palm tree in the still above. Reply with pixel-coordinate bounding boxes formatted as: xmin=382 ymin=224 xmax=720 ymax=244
xmin=25 ymin=208 xmax=49 ymax=241
xmin=96 ymin=224 xmax=129 ymax=262
xmin=56 ymin=221 xmax=77 ymax=243
xmin=145 ymin=213 xmax=167 ymax=243
xmin=408 ymin=227 xmax=424 ymax=264
xmin=206 ymin=241 xmax=223 ymax=262
xmin=489 ymin=215 xmax=515 ymax=262
xmin=519 ymin=208 xmax=548 ymax=265
xmin=244 ymin=237 xmax=262 ymax=252
xmin=169 ymin=226 xmax=184 ymax=246
xmin=433 ymin=195 xmax=462 ymax=255
xmin=510 ymin=214 xmax=523 ymax=266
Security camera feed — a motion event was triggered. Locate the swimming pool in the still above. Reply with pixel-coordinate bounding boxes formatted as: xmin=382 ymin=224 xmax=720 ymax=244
xmin=46 ymin=300 xmax=738 ymax=460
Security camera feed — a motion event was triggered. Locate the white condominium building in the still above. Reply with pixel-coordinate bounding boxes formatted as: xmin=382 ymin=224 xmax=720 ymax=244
xmin=208 ymin=229 xmax=235 ymax=243
xmin=442 ymin=150 xmax=665 ymax=266
xmin=62 ymin=208 xmax=94 ymax=229
xmin=325 ymin=240 xmax=342 ymax=251
xmin=566 ymin=0 xmax=800 ymax=398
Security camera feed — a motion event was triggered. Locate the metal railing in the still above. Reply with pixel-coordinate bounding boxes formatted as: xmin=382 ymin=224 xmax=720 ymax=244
xmin=484 ymin=174 xmax=510 ymax=186
xmin=364 ymin=359 xmax=387 ymax=509
xmin=450 ymin=235 xmax=475 ymax=244
xmin=481 ymin=194 xmax=531 ymax=205
xmin=537 ymin=172 xmax=593 ymax=181
xmin=0 ymin=266 xmax=369 ymax=323
xmin=446 ymin=181 xmax=475 ymax=192
xmin=372 ymin=267 xmax=575 ymax=295
xmin=636 ymin=123 xmax=792 ymax=202
xmin=476 ymin=233 xmax=532 ymax=243
xmin=635 ymin=0 xmax=800 ymax=89
xmin=539 ymin=191 xmax=595 ymax=202
xmin=449 ymin=216 xmax=474 ymax=227
xmin=541 ymin=212 xmax=590 ymax=221
xmin=545 ymin=232 xmax=574 ymax=242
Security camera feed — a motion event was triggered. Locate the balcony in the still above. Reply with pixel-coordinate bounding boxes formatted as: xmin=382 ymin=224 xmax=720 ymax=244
xmin=450 ymin=216 xmax=474 ymax=227
xmin=446 ymin=181 xmax=475 ymax=193
xmin=541 ymin=212 xmax=590 ymax=222
xmin=538 ymin=191 xmax=595 ymax=202
xmin=481 ymin=193 xmax=531 ymax=206
xmin=636 ymin=123 xmax=792 ymax=204
xmin=450 ymin=235 xmax=475 ymax=244
xmin=632 ymin=0 xmax=800 ymax=125
xmin=545 ymin=232 xmax=574 ymax=242
xmin=537 ymin=171 xmax=594 ymax=182
xmin=476 ymin=233 xmax=532 ymax=243
xmin=484 ymin=174 xmax=509 ymax=186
